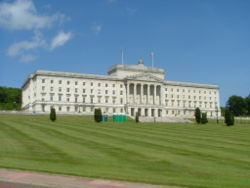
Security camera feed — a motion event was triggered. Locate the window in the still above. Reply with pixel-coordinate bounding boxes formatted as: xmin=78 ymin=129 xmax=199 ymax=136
xmin=75 ymin=106 xmax=78 ymax=112
xmin=67 ymin=98 xmax=70 ymax=102
xmin=91 ymin=97 xmax=94 ymax=103
xmin=105 ymin=97 xmax=108 ymax=103
xmin=59 ymin=80 xmax=62 ymax=84
xmin=50 ymin=87 xmax=53 ymax=92
xmin=105 ymin=83 xmax=108 ymax=87
xmin=67 ymin=81 xmax=70 ymax=85
xmin=75 ymin=97 xmax=78 ymax=103
xmin=67 ymin=88 xmax=70 ymax=92
xmin=91 ymin=89 xmax=93 ymax=94
xmin=120 ymin=84 xmax=123 ymax=88
xmin=42 ymin=79 xmax=45 ymax=83
xmin=59 ymin=106 xmax=62 ymax=111
xmin=67 ymin=106 xmax=70 ymax=112
xmin=75 ymin=88 xmax=78 ymax=93
xmin=83 ymin=97 xmax=85 ymax=103
xmin=113 ymin=84 xmax=115 ymax=87
xmin=91 ymin=82 xmax=93 ymax=86
xmin=42 ymin=86 xmax=45 ymax=91
xmin=83 ymin=89 xmax=85 ymax=93
xmin=75 ymin=81 xmax=78 ymax=85
xmin=42 ymin=98 xmax=45 ymax=101
xmin=59 ymin=95 xmax=62 ymax=101
xmin=50 ymin=96 xmax=53 ymax=101
xmin=98 ymin=83 xmax=101 ymax=87
xmin=58 ymin=87 xmax=62 ymax=92
xmin=50 ymin=80 xmax=53 ymax=84
xmin=105 ymin=90 xmax=108 ymax=94
xmin=83 ymin=82 xmax=85 ymax=86
xmin=98 ymin=97 xmax=101 ymax=103
xmin=120 ymin=98 xmax=123 ymax=104
xmin=112 ymin=90 xmax=115 ymax=95
xmin=120 ymin=91 xmax=123 ymax=95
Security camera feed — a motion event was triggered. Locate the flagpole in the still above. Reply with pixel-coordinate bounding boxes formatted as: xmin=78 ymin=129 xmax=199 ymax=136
xmin=150 ymin=52 xmax=155 ymax=67
xmin=121 ymin=49 xmax=124 ymax=65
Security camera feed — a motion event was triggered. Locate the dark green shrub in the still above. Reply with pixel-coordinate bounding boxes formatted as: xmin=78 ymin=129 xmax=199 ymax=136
xmin=94 ymin=108 xmax=102 ymax=122
xmin=201 ymin=113 xmax=208 ymax=124
xmin=50 ymin=107 xmax=56 ymax=121
xmin=195 ymin=107 xmax=201 ymax=124
xmin=135 ymin=112 xmax=139 ymax=123
xmin=224 ymin=108 xmax=234 ymax=126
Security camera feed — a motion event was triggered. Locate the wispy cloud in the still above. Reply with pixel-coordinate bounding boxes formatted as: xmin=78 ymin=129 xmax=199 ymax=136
xmin=126 ymin=7 xmax=136 ymax=16
xmin=0 ymin=0 xmax=68 ymax=30
xmin=7 ymin=31 xmax=45 ymax=57
xmin=50 ymin=31 xmax=73 ymax=50
xmin=20 ymin=54 xmax=37 ymax=63
xmin=107 ymin=0 xmax=118 ymax=3
xmin=91 ymin=23 xmax=102 ymax=35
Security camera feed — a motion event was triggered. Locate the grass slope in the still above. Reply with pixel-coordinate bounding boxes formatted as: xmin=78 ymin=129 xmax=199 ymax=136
xmin=0 ymin=114 xmax=250 ymax=188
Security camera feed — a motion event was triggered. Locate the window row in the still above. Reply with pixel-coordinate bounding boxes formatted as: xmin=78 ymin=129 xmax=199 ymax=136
xmin=165 ymin=88 xmax=217 ymax=95
xmin=165 ymin=94 xmax=217 ymax=101
xmin=165 ymin=100 xmax=218 ymax=108
xmin=41 ymin=105 xmax=124 ymax=114
xmin=41 ymin=87 xmax=123 ymax=95
xmin=42 ymin=96 xmax=124 ymax=104
xmin=41 ymin=79 xmax=123 ymax=88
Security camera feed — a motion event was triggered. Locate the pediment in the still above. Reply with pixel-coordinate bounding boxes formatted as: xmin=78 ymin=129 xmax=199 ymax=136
xmin=124 ymin=73 xmax=164 ymax=82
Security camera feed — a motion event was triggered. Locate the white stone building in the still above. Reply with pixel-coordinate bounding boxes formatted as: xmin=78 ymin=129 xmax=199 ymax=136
xmin=22 ymin=60 xmax=221 ymax=118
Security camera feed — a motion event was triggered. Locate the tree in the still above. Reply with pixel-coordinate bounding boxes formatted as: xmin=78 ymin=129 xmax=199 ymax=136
xmin=50 ymin=107 xmax=56 ymax=121
xmin=246 ymin=95 xmax=250 ymax=116
xmin=0 ymin=86 xmax=21 ymax=110
xmin=94 ymin=108 xmax=102 ymax=122
xmin=195 ymin=107 xmax=201 ymax=124
xmin=227 ymin=95 xmax=247 ymax=116
xmin=135 ymin=112 xmax=139 ymax=123
xmin=224 ymin=108 xmax=234 ymax=126
xmin=201 ymin=113 xmax=208 ymax=124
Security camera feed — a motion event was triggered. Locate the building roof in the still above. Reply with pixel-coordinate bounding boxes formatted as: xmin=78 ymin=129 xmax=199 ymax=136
xmin=22 ymin=69 xmax=219 ymax=89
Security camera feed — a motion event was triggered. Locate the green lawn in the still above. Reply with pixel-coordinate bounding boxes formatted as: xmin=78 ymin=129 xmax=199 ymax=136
xmin=0 ymin=114 xmax=250 ymax=188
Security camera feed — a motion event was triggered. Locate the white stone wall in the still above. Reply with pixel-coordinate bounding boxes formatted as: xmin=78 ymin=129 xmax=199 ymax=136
xmin=22 ymin=67 xmax=221 ymax=118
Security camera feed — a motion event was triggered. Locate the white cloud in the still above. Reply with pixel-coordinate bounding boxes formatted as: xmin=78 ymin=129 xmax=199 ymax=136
xmin=126 ymin=7 xmax=136 ymax=16
xmin=20 ymin=54 xmax=36 ymax=63
xmin=50 ymin=31 xmax=72 ymax=50
xmin=91 ymin=23 xmax=102 ymax=35
xmin=7 ymin=31 xmax=45 ymax=56
xmin=107 ymin=0 xmax=117 ymax=3
xmin=0 ymin=0 xmax=67 ymax=30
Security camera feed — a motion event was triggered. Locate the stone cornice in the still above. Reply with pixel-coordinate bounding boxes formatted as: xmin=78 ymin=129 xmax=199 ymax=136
xmin=108 ymin=64 xmax=165 ymax=75
xmin=165 ymin=80 xmax=219 ymax=89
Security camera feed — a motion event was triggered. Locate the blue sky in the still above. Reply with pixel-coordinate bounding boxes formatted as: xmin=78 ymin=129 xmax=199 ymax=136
xmin=0 ymin=0 xmax=249 ymax=106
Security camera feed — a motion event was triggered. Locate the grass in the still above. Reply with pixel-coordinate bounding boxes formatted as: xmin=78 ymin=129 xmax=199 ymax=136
xmin=0 ymin=114 xmax=250 ymax=188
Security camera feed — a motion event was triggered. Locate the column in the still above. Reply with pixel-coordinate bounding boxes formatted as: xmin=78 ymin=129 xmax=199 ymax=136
xmin=140 ymin=84 xmax=143 ymax=104
xmin=154 ymin=85 xmax=157 ymax=105
xmin=133 ymin=83 xmax=136 ymax=104
xmin=147 ymin=85 xmax=150 ymax=104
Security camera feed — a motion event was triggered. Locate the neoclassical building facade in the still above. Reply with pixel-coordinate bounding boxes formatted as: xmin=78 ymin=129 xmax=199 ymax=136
xmin=22 ymin=60 xmax=221 ymax=118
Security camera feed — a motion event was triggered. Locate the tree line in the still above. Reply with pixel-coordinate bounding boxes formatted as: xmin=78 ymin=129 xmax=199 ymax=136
xmin=0 ymin=86 xmax=21 ymax=110
xmin=224 ymin=95 xmax=250 ymax=116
